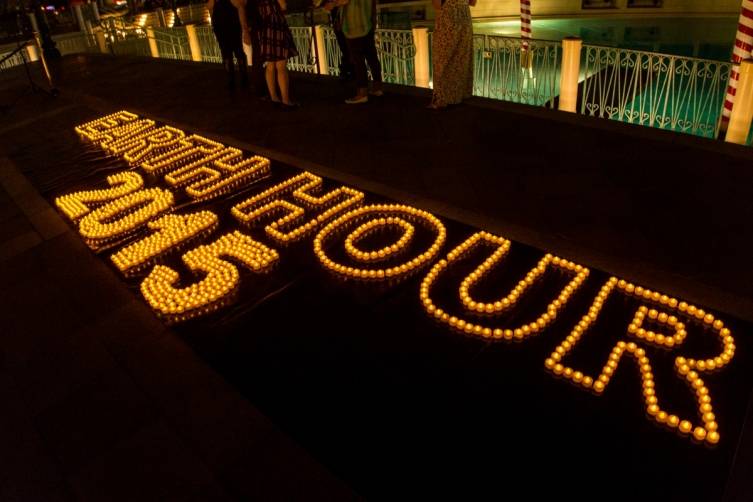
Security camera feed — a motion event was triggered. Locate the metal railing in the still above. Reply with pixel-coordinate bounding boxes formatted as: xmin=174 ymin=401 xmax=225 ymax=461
xmin=151 ymin=27 xmax=192 ymax=61
xmin=580 ymin=45 xmax=731 ymax=139
xmin=2 ymin=19 xmax=742 ymax=144
xmin=375 ymin=29 xmax=415 ymax=85
xmin=53 ymin=32 xmax=99 ymax=56
xmin=289 ymin=26 xmax=415 ymax=85
xmin=176 ymin=4 xmax=210 ymax=25
xmin=322 ymin=25 xmax=342 ymax=76
xmin=110 ymin=30 xmax=153 ymax=58
xmin=473 ymin=35 xmax=561 ymax=107
xmin=194 ymin=25 xmax=223 ymax=63
xmin=0 ymin=45 xmax=28 ymax=70
xmin=289 ymin=26 xmax=317 ymax=73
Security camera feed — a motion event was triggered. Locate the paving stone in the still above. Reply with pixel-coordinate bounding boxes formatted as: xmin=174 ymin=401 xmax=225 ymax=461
xmin=33 ymin=366 xmax=157 ymax=474
xmin=0 ymin=230 xmax=41 ymax=262
xmin=11 ymin=327 xmax=119 ymax=415
xmin=67 ymin=420 xmax=224 ymax=502
xmin=27 ymin=207 xmax=69 ymax=240
xmin=0 ymin=374 xmax=74 ymax=502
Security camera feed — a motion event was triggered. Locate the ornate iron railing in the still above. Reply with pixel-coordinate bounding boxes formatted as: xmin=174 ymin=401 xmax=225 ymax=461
xmin=322 ymin=25 xmax=342 ymax=76
xmin=580 ymin=45 xmax=731 ymax=139
xmin=109 ymin=29 xmax=153 ymax=58
xmin=473 ymin=34 xmax=561 ymax=107
xmin=291 ymin=25 xmax=415 ymax=85
xmin=194 ymin=25 xmax=223 ymax=63
xmin=53 ymin=32 xmax=99 ymax=56
xmin=375 ymin=28 xmax=415 ymax=85
xmin=151 ymin=27 xmax=192 ymax=61
xmin=1 ymin=20 xmax=742 ymax=145
xmin=0 ymin=46 xmax=28 ymax=70
xmin=289 ymin=26 xmax=317 ymax=73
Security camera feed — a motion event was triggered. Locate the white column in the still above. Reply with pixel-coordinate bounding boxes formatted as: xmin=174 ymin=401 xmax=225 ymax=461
xmin=185 ymin=24 xmax=203 ymax=62
xmin=412 ymin=27 xmax=430 ymax=88
xmin=28 ymin=12 xmax=39 ymax=33
xmin=73 ymin=4 xmax=86 ymax=32
xmin=156 ymin=8 xmax=167 ymax=28
xmin=314 ymin=25 xmax=328 ymax=75
xmin=725 ymin=59 xmax=753 ymax=144
xmin=90 ymin=1 xmax=101 ymax=23
xmin=558 ymin=36 xmax=582 ymax=113
xmin=146 ymin=28 xmax=160 ymax=58
xmin=26 ymin=43 xmax=39 ymax=61
xmin=95 ymin=30 xmax=108 ymax=53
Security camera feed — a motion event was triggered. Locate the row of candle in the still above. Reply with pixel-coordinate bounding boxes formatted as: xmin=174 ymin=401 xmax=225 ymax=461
xmin=420 ymin=231 xmax=589 ymax=340
xmin=111 ymin=211 xmax=219 ymax=275
xmin=140 ymin=231 xmax=279 ymax=316
xmin=77 ymin=187 xmax=175 ymax=246
xmin=314 ymin=204 xmax=446 ymax=280
xmin=231 ymin=172 xmax=365 ymax=244
xmin=65 ymin=111 xmax=739 ymax=447
xmin=55 ymin=171 xmax=144 ymax=221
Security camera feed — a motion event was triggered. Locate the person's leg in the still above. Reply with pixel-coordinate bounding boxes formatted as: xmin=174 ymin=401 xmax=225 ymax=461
xmin=334 ymin=26 xmax=353 ymax=79
xmin=346 ymin=36 xmax=368 ymax=102
xmin=364 ymin=30 xmax=382 ymax=93
xmin=232 ymin=42 xmax=248 ymax=87
xmin=265 ymin=61 xmax=280 ymax=102
xmin=275 ymin=60 xmax=291 ymax=105
xmin=250 ymin=30 xmax=266 ymax=96
xmin=217 ymin=35 xmax=236 ymax=90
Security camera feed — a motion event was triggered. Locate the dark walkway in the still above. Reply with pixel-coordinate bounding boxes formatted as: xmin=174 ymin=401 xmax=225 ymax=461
xmin=2 ymin=55 xmax=753 ymax=502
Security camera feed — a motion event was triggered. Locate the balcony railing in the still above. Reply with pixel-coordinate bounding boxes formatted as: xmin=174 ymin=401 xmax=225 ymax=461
xmin=473 ymin=35 xmax=561 ymax=107
xmin=580 ymin=45 xmax=731 ymax=139
xmin=4 ymin=21 xmax=744 ymax=144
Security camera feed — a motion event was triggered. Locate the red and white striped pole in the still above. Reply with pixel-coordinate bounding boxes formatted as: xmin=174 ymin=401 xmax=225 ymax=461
xmin=520 ymin=0 xmax=532 ymax=69
xmin=520 ymin=0 xmax=532 ymax=46
xmin=720 ymin=0 xmax=753 ymax=133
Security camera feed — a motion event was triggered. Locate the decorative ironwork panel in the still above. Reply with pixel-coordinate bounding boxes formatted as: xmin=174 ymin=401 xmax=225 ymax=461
xmin=0 ymin=48 xmax=27 ymax=70
xmin=54 ymin=33 xmax=98 ymax=56
xmin=375 ymin=29 xmax=415 ymax=86
xmin=150 ymin=28 xmax=192 ymax=61
xmin=109 ymin=29 xmax=152 ymax=58
xmin=289 ymin=26 xmax=317 ymax=73
xmin=322 ymin=25 xmax=342 ymax=76
xmin=195 ymin=26 xmax=223 ymax=63
xmin=473 ymin=34 xmax=561 ymax=107
xmin=580 ymin=45 xmax=731 ymax=139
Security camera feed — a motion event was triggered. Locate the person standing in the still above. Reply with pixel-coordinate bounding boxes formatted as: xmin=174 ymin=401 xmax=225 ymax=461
xmin=330 ymin=6 xmax=353 ymax=81
xmin=256 ymin=0 xmax=299 ymax=108
xmin=429 ymin=0 xmax=475 ymax=109
xmin=208 ymin=0 xmax=249 ymax=90
xmin=326 ymin=0 xmax=382 ymax=104
xmin=243 ymin=0 xmax=268 ymax=97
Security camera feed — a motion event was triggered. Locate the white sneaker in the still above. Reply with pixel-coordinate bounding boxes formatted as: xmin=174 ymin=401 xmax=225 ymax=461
xmin=345 ymin=95 xmax=368 ymax=104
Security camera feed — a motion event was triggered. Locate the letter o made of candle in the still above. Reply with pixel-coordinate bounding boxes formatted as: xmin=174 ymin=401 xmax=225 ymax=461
xmin=313 ymin=203 xmax=446 ymax=280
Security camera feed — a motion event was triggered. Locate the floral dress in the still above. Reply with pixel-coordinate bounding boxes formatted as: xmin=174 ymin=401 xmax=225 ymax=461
xmin=431 ymin=0 xmax=473 ymax=107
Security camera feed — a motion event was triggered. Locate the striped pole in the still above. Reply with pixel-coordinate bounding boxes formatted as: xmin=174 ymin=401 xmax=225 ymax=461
xmin=520 ymin=0 xmax=531 ymax=44
xmin=720 ymin=0 xmax=753 ymax=133
xmin=520 ymin=0 xmax=532 ymax=69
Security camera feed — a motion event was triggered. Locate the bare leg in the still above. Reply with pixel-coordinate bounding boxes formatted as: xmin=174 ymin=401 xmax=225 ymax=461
xmin=265 ymin=62 xmax=280 ymax=102
xmin=276 ymin=60 xmax=291 ymax=105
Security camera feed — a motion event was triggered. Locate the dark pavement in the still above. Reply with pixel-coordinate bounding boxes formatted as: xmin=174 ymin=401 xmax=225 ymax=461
xmin=1 ymin=54 xmax=753 ymax=502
